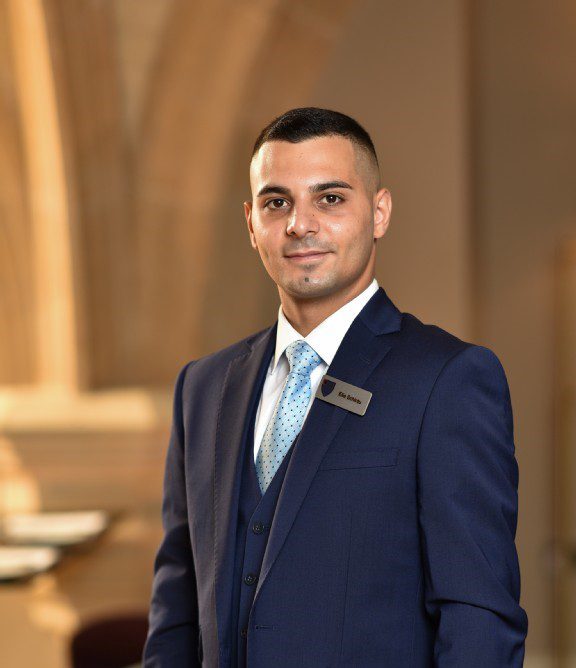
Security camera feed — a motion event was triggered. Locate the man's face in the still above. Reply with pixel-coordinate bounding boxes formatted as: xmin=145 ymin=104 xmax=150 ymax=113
xmin=245 ymin=135 xmax=390 ymax=300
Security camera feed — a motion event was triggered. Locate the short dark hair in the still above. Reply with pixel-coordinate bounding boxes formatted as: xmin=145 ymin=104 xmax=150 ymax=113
xmin=251 ymin=107 xmax=379 ymax=170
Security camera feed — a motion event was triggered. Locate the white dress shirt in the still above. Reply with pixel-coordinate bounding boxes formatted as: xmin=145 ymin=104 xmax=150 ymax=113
xmin=253 ymin=278 xmax=380 ymax=462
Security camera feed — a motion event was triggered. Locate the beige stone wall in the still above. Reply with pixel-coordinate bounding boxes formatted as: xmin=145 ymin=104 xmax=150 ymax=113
xmin=472 ymin=3 xmax=576 ymax=664
xmin=555 ymin=241 xmax=576 ymax=665
xmin=1 ymin=0 xmax=574 ymax=665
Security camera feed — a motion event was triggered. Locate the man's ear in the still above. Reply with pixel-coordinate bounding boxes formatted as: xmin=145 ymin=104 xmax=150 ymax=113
xmin=244 ymin=201 xmax=258 ymax=250
xmin=373 ymin=188 xmax=392 ymax=240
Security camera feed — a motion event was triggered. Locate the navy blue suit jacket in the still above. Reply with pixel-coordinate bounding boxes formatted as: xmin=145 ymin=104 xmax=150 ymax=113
xmin=143 ymin=286 xmax=528 ymax=666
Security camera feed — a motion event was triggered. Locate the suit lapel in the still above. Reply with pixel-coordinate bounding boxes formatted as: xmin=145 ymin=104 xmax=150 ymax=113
xmin=253 ymin=286 xmax=403 ymax=604
xmin=213 ymin=322 xmax=276 ymax=648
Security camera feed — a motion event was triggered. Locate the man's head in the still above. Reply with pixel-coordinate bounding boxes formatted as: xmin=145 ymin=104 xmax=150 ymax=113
xmin=245 ymin=107 xmax=391 ymax=303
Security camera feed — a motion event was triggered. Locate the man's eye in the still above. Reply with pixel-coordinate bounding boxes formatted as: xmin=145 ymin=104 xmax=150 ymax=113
xmin=265 ymin=198 xmax=288 ymax=209
xmin=321 ymin=194 xmax=343 ymax=205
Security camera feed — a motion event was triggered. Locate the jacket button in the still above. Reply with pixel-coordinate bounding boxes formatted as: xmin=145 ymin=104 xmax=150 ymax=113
xmin=252 ymin=522 xmax=264 ymax=534
xmin=241 ymin=628 xmax=248 ymax=638
xmin=243 ymin=573 xmax=257 ymax=586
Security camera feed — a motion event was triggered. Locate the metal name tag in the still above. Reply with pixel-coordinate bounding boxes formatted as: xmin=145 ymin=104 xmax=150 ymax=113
xmin=314 ymin=374 xmax=373 ymax=416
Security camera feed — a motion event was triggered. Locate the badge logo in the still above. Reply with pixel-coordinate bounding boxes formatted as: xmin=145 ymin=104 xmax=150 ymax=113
xmin=321 ymin=378 xmax=336 ymax=396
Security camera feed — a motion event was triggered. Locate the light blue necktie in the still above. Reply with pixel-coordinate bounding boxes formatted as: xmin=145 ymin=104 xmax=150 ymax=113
xmin=255 ymin=339 xmax=323 ymax=494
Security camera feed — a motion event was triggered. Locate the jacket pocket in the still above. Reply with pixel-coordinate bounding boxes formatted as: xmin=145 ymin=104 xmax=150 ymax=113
xmin=318 ymin=447 xmax=399 ymax=470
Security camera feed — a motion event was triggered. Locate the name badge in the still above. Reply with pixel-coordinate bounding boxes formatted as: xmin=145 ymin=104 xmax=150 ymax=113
xmin=315 ymin=374 xmax=372 ymax=416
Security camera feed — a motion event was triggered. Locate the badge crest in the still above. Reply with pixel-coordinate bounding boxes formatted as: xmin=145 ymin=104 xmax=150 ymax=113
xmin=321 ymin=378 xmax=336 ymax=396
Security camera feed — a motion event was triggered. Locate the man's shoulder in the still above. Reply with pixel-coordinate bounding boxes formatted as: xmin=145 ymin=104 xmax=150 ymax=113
xmin=400 ymin=310 xmax=472 ymax=358
xmin=176 ymin=324 xmax=273 ymax=379
xmin=399 ymin=310 xmax=508 ymax=382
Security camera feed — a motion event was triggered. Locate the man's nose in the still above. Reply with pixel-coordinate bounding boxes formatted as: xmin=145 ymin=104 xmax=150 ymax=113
xmin=286 ymin=203 xmax=319 ymax=236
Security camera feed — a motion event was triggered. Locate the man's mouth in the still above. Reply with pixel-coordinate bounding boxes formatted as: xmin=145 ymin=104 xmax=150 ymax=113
xmin=285 ymin=251 xmax=330 ymax=262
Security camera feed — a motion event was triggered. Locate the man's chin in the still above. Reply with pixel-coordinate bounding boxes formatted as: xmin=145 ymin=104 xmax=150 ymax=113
xmin=280 ymin=275 xmax=339 ymax=299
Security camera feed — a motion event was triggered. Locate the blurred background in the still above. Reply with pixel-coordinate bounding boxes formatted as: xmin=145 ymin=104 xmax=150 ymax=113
xmin=0 ymin=0 xmax=575 ymax=666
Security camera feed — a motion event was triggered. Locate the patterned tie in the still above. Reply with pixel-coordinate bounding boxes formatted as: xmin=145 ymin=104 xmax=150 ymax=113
xmin=255 ymin=339 xmax=323 ymax=494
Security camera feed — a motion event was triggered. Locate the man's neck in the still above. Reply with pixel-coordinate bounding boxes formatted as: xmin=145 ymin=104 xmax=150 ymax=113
xmin=279 ymin=276 xmax=374 ymax=337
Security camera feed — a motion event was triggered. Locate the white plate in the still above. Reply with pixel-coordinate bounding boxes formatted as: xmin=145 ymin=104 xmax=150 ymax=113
xmin=2 ymin=510 xmax=109 ymax=546
xmin=0 ymin=545 xmax=60 ymax=580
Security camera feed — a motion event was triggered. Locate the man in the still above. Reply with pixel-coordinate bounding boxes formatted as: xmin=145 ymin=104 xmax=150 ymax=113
xmin=143 ymin=107 xmax=528 ymax=667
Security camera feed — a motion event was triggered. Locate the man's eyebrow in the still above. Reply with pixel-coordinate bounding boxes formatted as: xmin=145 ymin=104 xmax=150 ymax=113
xmin=257 ymin=185 xmax=291 ymax=197
xmin=256 ymin=181 xmax=353 ymax=197
xmin=309 ymin=181 xmax=353 ymax=193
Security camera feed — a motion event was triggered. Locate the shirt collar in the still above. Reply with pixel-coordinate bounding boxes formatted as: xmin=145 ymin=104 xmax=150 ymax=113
xmin=271 ymin=277 xmax=380 ymax=372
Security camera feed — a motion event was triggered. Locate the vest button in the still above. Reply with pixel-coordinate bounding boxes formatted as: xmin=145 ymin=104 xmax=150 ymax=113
xmin=241 ymin=628 xmax=248 ymax=638
xmin=252 ymin=522 xmax=264 ymax=534
xmin=243 ymin=573 xmax=257 ymax=586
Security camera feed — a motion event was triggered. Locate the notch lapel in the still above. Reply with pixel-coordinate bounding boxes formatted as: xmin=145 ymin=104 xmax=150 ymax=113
xmin=253 ymin=286 xmax=403 ymax=604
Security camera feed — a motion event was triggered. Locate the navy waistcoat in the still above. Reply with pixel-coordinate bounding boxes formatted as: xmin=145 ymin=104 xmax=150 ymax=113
xmin=230 ymin=349 xmax=301 ymax=667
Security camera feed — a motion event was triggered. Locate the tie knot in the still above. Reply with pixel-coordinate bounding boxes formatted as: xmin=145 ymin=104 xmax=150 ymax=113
xmin=284 ymin=340 xmax=323 ymax=377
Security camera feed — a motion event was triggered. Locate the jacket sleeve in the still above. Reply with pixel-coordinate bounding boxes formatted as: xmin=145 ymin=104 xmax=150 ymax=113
xmin=416 ymin=345 xmax=528 ymax=666
xmin=143 ymin=361 xmax=201 ymax=668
